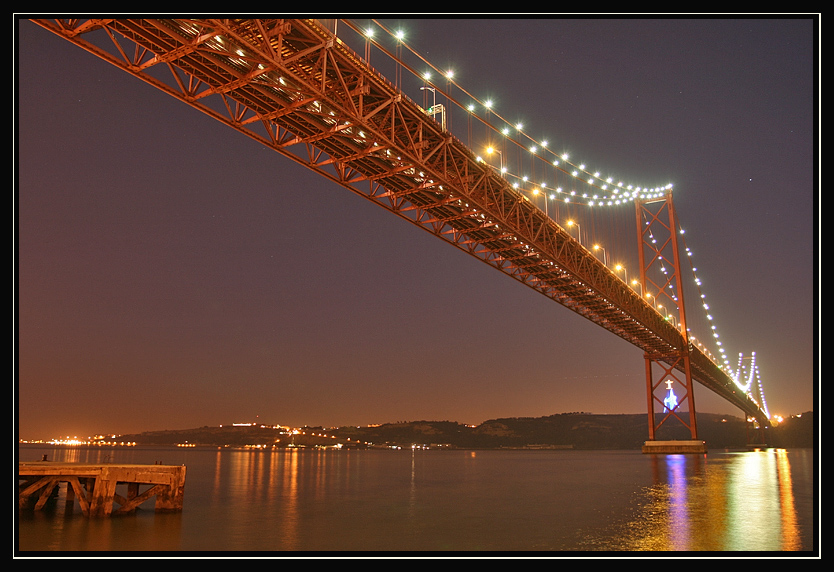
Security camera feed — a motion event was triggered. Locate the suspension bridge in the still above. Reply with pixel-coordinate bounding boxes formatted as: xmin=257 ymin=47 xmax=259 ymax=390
xmin=28 ymin=18 xmax=774 ymax=449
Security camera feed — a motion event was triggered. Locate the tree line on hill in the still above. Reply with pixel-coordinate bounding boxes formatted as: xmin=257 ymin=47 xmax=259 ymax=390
xmin=114 ymin=411 xmax=814 ymax=450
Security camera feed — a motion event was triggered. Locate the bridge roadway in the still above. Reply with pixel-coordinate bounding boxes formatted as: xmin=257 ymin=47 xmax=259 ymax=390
xmin=30 ymin=18 xmax=770 ymax=427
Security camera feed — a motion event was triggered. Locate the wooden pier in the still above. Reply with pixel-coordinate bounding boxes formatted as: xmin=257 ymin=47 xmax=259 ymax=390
xmin=18 ymin=461 xmax=186 ymax=517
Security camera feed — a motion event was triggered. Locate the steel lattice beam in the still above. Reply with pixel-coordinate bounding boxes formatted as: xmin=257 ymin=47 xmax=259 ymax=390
xmin=29 ymin=18 xmax=770 ymax=427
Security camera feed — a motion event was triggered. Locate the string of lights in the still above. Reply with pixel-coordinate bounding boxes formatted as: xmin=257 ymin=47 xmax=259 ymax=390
xmin=678 ymin=226 xmax=770 ymax=415
xmin=362 ymin=19 xmax=673 ymax=205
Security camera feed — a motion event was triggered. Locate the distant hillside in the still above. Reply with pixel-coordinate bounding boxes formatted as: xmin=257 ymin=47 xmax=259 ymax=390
xmin=114 ymin=411 xmax=814 ymax=450
xmin=333 ymin=413 xmax=757 ymax=450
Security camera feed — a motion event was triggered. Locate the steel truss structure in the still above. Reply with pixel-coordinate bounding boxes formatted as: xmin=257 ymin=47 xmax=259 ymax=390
xmin=637 ymin=194 xmax=698 ymax=439
xmin=29 ymin=18 xmax=771 ymax=429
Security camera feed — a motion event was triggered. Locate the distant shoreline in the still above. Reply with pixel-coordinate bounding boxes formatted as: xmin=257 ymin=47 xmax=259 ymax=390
xmin=18 ymin=411 xmax=814 ymax=451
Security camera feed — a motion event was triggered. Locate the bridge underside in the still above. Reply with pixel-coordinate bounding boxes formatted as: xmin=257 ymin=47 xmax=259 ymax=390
xmin=29 ymin=18 xmax=771 ymax=427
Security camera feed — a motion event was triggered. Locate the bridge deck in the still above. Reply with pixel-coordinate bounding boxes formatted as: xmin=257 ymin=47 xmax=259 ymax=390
xmin=18 ymin=461 xmax=186 ymax=517
xmin=28 ymin=18 xmax=772 ymax=428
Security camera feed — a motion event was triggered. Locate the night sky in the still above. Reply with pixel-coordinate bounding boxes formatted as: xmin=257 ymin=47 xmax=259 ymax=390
xmin=16 ymin=17 xmax=817 ymax=440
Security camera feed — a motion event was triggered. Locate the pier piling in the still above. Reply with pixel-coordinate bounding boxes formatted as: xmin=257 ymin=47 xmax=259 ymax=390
xmin=18 ymin=462 xmax=186 ymax=517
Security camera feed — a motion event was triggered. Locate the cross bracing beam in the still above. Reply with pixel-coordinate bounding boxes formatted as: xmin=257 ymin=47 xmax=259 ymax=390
xmin=30 ymin=18 xmax=770 ymax=426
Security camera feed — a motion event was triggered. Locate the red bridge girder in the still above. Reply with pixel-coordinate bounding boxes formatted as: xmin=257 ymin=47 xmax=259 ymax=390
xmin=29 ymin=18 xmax=770 ymax=427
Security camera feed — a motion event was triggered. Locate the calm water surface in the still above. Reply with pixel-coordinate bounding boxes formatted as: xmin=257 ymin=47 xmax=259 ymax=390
xmin=16 ymin=444 xmax=817 ymax=555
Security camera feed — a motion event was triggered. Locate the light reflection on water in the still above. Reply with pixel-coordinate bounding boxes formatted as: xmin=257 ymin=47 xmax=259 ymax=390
xmin=17 ymin=445 xmax=815 ymax=553
xmin=586 ymin=449 xmax=813 ymax=551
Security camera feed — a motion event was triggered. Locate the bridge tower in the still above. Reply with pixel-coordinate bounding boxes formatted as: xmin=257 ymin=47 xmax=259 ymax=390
xmin=635 ymin=192 xmax=706 ymax=454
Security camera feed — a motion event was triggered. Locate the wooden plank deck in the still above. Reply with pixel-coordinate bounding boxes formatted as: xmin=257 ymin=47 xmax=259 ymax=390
xmin=18 ymin=461 xmax=186 ymax=517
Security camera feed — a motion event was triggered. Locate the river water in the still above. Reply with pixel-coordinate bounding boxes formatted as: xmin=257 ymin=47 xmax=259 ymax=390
xmin=16 ymin=444 xmax=817 ymax=556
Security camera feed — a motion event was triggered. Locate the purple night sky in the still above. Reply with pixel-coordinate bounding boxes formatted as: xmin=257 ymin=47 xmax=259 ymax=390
xmin=16 ymin=18 xmax=817 ymax=440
